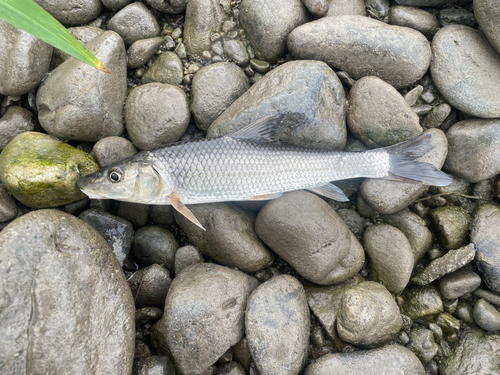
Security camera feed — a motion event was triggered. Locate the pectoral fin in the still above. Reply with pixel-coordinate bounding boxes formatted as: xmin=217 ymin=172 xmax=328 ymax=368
xmin=308 ymin=183 xmax=349 ymax=202
xmin=167 ymin=195 xmax=206 ymax=231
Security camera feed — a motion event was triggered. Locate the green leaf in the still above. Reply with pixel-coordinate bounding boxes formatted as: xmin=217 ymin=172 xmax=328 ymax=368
xmin=0 ymin=0 xmax=110 ymax=73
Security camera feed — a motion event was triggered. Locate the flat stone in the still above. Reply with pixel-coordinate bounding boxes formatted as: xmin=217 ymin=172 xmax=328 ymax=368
xmin=437 ymin=268 xmax=482 ymax=300
xmin=127 ymin=37 xmax=164 ymax=69
xmin=128 ymin=264 xmax=172 ymax=309
xmin=402 ymin=285 xmax=443 ymax=320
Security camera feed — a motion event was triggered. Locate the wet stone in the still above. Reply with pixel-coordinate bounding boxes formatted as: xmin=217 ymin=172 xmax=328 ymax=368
xmin=439 ymin=8 xmax=477 ymax=27
xmin=135 ymin=307 xmax=163 ymax=326
xmin=184 ymin=0 xmax=224 ymax=57
xmin=91 ymin=136 xmax=137 ymax=167
xmin=34 ymin=0 xmax=102 ymax=25
xmin=117 ymin=201 xmax=149 ymax=228
xmin=455 ymin=299 xmax=474 ymax=325
xmin=144 ymin=0 xmax=187 ymax=13
xmin=325 ymin=0 xmax=366 ymax=17
xmin=473 ymin=299 xmax=500 ymax=331
xmin=420 ymin=104 xmax=452 ymax=129
xmin=133 ymin=356 xmax=175 ymax=375
xmin=102 ymin=0 xmax=133 ymax=10
xmin=402 ymin=285 xmax=443 ymax=320
xmin=336 ymin=209 xmax=364 ymax=241
xmin=474 ymin=0 xmax=500 ymax=53
xmin=223 ymin=40 xmax=250 ymax=65
xmin=174 ymin=245 xmax=204 ymax=275
xmin=0 ymin=182 xmax=17 ymax=222
xmin=365 ymin=0 xmax=390 ymax=21
xmin=149 ymin=205 xmax=175 ymax=227
xmin=406 ymin=327 xmax=438 ymax=363
xmin=302 ymin=0 xmax=329 ymax=18
xmin=436 ymin=312 xmax=460 ymax=334
xmin=389 ymin=6 xmax=439 ymax=38
xmin=128 ymin=264 xmax=172 ymax=309
xmin=437 ymin=268 xmax=482 ymax=300
xmin=141 ymin=51 xmax=183 ymax=86
xmin=127 ymin=37 xmax=164 ymax=69
xmin=429 ymin=205 xmax=470 ymax=250
xmin=0 ymin=106 xmax=37 ymax=151
xmin=474 ymin=288 xmax=500 ymax=308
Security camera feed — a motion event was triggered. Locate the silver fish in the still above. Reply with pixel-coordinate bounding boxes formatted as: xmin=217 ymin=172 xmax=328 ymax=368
xmin=78 ymin=114 xmax=451 ymax=230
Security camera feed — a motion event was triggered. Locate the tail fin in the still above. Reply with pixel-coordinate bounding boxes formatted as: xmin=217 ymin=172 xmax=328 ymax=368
xmin=382 ymin=134 xmax=452 ymax=186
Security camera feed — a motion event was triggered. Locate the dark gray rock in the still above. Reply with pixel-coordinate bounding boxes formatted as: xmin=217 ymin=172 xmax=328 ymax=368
xmin=431 ymin=25 xmax=500 ymax=118
xmin=325 ymin=0 xmax=365 ymax=16
xmin=406 ymin=327 xmax=438 ymax=363
xmin=149 ymin=205 xmax=175 ymax=227
xmin=91 ymin=136 xmax=137 ymax=167
xmin=127 ymin=37 xmax=164 ymax=69
xmin=429 ymin=206 xmax=470 ymax=250
xmin=402 ymin=285 xmax=443 ymax=320
xmin=0 ymin=20 xmax=52 ymax=96
xmin=473 ymin=299 xmax=500 ymax=332
xmin=0 ymin=106 xmax=37 ymax=151
xmin=208 ymin=60 xmax=347 ymax=150
xmin=0 ymin=210 xmax=135 ymax=374
xmin=0 ymin=182 xmax=17 ymax=222
xmin=437 ymin=268 xmax=482 ymax=300
xmin=474 ymin=287 xmax=500 ymax=308
xmin=174 ymin=245 xmax=204 ymax=275
xmin=162 ymin=263 xmax=258 ymax=375
xmin=389 ymin=6 xmax=439 ymax=38
xmin=474 ymin=0 xmax=500 ymax=53
xmin=395 ymin=0 xmax=469 ymax=5
xmin=302 ymin=0 xmax=329 ymax=18
xmin=455 ymin=299 xmax=474 ymax=325
xmin=141 ymin=51 xmax=183 ymax=86
xmin=34 ymin=0 xmax=102 ymax=25
xmin=246 ymin=275 xmax=309 ymax=375
xmin=365 ymin=0 xmax=390 ymax=21
xmin=336 ymin=208 xmax=364 ymax=241
xmin=117 ymin=201 xmax=149 ymax=228
xmin=144 ymin=0 xmax=187 ymax=13
xmin=133 ymin=356 xmax=175 ymax=375
xmin=128 ymin=264 xmax=172 ymax=309
xmin=288 ymin=15 xmax=431 ymax=88
xmin=218 ymin=362 xmax=246 ymax=375
xmin=103 ymin=0 xmax=133 ymax=10
xmin=439 ymin=8 xmax=477 ymax=28
xmin=421 ymin=103 xmax=452 ymax=129
xmin=125 ymin=83 xmax=190 ymax=149
xmin=135 ymin=307 xmax=163 ymax=326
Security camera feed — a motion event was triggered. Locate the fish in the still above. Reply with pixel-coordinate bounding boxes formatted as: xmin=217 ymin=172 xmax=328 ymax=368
xmin=78 ymin=114 xmax=452 ymax=230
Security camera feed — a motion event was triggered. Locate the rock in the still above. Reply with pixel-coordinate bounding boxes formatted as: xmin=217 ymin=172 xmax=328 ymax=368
xmin=91 ymin=136 xmax=137 ymax=167
xmin=302 ymin=0 xmax=329 ymax=18
xmin=288 ymin=15 xmax=431 ymax=88
xmin=135 ymin=307 xmax=163 ymax=327
xmin=402 ymin=285 xmax=443 ymax=320
xmin=337 ymin=282 xmax=402 ymax=348
xmin=141 ymin=51 xmax=183 ymax=85
xmin=149 ymin=205 xmax=175 ymax=227
xmin=455 ymin=299 xmax=474 ymax=325
xmin=103 ymin=0 xmax=133 ymax=10
xmin=389 ymin=6 xmax=440 ymax=38
xmin=217 ymin=362 xmax=245 ymax=375
xmin=347 ymin=76 xmax=422 ymax=148
xmin=336 ymin=208 xmax=364 ymax=240
xmin=0 ymin=132 xmax=98 ymax=208
xmin=174 ymin=203 xmax=274 ymax=272
xmin=473 ymin=287 xmax=500 ymax=308
xmin=51 ymin=26 xmax=103 ymax=69
xmin=174 ymin=245 xmax=204 ymax=274
xmin=78 ymin=208 xmax=134 ymax=267
xmin=365 ymin=0 xmax=390 ymax=21
xmin=360 ymin=128 xmax=448 ymax=214
xmin=445 ymin=118 xmax=500 ymax=183
xmin=325 ymin=0 xmax=366 ymax=16
xmin=439 ymin=7 xmax=477 ymax=27
xmin=0 ymin=20 xmax=52 ymax=96
xmin=395 ymin=0 xmax=470 ymax=5
xmin=208 ymin=60 xmax=347 ymax=150
xmin=0 ymin=210 xmax=135 ymax=374
xmin=436 ymin=312 xmax=461 ymax=333
xmin=125 ymin=83 xmax=190 ymax=149
xmin=144 ymin=0 xmax=187 ymax=14
xmin=0 ymin=182 xmax=17 ymax=222
xmin=133 ymin=356 xmax=175 ymax=375
xmin=161 ymin=263 xmax=258 ymax=375
xmin=127 ymin=37 xmax=164 ymax=69
xmin=430 ymin=25 xmax=500 ymax=118
xmin=471 ymin=204 xmax=500 ymax=294
xmin=241 ymin=0 xmax=309 ymax=62
xmin=0 ymin=106 xmax=37 ymax=151
xmin=107 ymin=2 xmax=161 ymax=46
xmin=223 ymin=40 xmax=250 ymax=65
xmin=421 ymin=103 xmax=452 ymax=129
xmin=305 ymin=345 xmax=424 ymax=374
xmin=128 ymin=264 xmax=172 ymax=309
xmin=473 ymin=299 xmax=500 ymax=332
xmin=363 ymin=224 xmax=414 ymax=293
xmin=474 ymin=0 xmax=500 ymax=53
xmin=117 ymin=201 xmax=149 ymax=228
xmin=437 ymin=268 xmax=482 ymax=300
xmin=37 ymin=31 xmax=127 ymax=142
xmin=34 ymin=0 xmax=102 ymax=25
xmin=246 ymin=275 xmax=309 ymax=375
xmin=429 ymin=206 xmax=470 ymax=250
xmin=406 ymin=327 xmax=438 ymax=363
xmin=191 ymin=62 xmax=249 ymax=131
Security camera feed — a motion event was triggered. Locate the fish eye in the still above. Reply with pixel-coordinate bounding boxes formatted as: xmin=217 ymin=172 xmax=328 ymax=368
xmin=107 ymin=167 xmax=123 ymax=183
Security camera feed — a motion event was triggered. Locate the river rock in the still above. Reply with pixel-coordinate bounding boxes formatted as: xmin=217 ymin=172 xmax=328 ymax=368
xmin=429 ymin=206 xmax=470 ymax=250
xmin=0 ymin=132 xmax=98 ymax=208
xmin=133 ymin=356 xmax=175 ymax=375
xmin=406 ymin=327 xmax=438 ymax=363
xmin=0 ymin=106 xmax=37 ymax=151
xmin=51 ymin=26 xmax=103 ymax=69
xmin=174 ymin=245 xmax=204 ymax=274
xmin=390 ymin=6 xmax=439 ymax=38
xmin=0 ymin=19 xmax=52 ymax=96
xmin=473 ymin=299 xmax=500 ymax=332
xmin=302 ymin=0 xmax=329 ymax=17
xmin=438 ymin=268 xmax=482 ymax=300
xmin=402 ymin=285 xmax=443 ymax=320
xmin=37 ymin=31 xmax=127 ymax=142
xmin=141 ymin=51 xmax=183 ymax=85
xmin=0 ymin=210 xmax=135 ymax=374
xmin=0 ymin=182 xmax=17 ymax=222
xmin=144 ymin=0 xmax=187 ymax=13
xmin=431 ymin=25 xmax=500 ymax=118
xmin=91 ymin=136 xmax=137 ymax=167
xmin=395 ymin=0 xmax=469 ymax=5
xmin=474 ymin=0 xmax=500 ymax=53
xmin=325 ymin=0 xmax=366 ymax=17
xmin=246 ymin=275 xmax=309 ymax=375
xmin=208 ymin=60 xmax=347 ymax=150
xmin=127 ymin=37 xmax=164 ymax=69
xmin=161 ymin=263 xmax=258 ymax=375
xmin=34 ymin=0 xmax=102 ymax=25
xmin=102 ymin=0 xmax=133 ymax=10
xmin=347 ymin=76 xmax=422 ymax=148
xmin=128 ymin=264 xmax=171 ymax=309
xmin=288 ymin=15 xmax=431 ymax=88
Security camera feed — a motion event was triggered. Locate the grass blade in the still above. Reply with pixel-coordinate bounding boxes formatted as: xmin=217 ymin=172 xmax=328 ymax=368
xmin=0 ymin=0 xmax=110 ymax=73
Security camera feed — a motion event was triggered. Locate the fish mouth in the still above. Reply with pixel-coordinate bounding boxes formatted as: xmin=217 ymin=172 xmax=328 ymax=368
xmin=80 ymin=188 xmax=108 ymax=200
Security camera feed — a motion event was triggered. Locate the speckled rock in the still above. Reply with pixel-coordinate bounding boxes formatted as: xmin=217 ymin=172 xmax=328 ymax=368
xmin=0 ymin=182 xmax=17 ymax=222
xmin=431 ymin=25 xmax=500 ymax=118
xmin=246 ymin=275 xmax=309 ymax=375
xmin=127 ymin=37 xmax=164 ymax=69
xmin=141 ymin=51 xmax=183 ymax=86
xmin=144 ymin=0 xmax=187 ymax=13
xmin=406 ymin=327 xmax=438 ymax=363
xmin=288 ymin=15 xmax=432 ymax=88
xmin=429 ymin=206 xmax=470 ymax=250
xmin=223 ymin=40 xmax=250 ymax=65
xmin=133 ymin=356 xmax=175 ymax=375
xmin=34 ymin=0 xmax=102 ymax=25
xmin=402 ymin=285 xmax=443 ymax=320
xmin=217 ymin=362 xmax=246 ymax=375
xmin=390 ymin=6 xmax=439 ymax=37
xmin=302 ymin=0 xmax=329 ymax=17
xmin=0 ymin=106 xmax=37 ymax=151
xmin=184 ymin=0 xmax=224 ymax=57
xmin=325 ymin=0 xmax=366 ymax=16
xmin=128 ymin=264 xmax=171 ymax=309
xmin=174 ymin=245 xmax=203 ymax=274
xmin=438 ymin=268 xmax=481 ymax=300
xmin=474 ymin=0 xmax=500 ymax=53
xmin=91 ymin=136 xmax=137 ymax=167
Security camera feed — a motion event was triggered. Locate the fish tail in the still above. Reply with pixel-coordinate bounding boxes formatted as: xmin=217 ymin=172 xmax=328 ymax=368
xmin=382 ymin=134 xmax=452 ymax=186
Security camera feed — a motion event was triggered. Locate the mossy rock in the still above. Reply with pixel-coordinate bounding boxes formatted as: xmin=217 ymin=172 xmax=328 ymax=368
xmin=0 ymin=132 xmax=98 ymax=208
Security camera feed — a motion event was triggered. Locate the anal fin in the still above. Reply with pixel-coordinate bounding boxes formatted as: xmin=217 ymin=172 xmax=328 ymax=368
xmin=308 ymin=183 xmax=349 ymax=202
xmin=167 ymin=195 xmax=206 ymax=231
xmin=248 ymin=192 xmax=283 ymax=200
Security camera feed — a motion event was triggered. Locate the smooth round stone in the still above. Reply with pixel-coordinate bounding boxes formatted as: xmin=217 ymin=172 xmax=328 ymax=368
xmin=347 ymin=76 xmax=422 ymax=148
xmin=245 ymin=275 xmax=309 ymax=375
xmin=325 ymin=0 xmax=366 ymax=16
xmin=240 ymin=0 xmax=309 ymax=62
xmin=208 ymin=60 xmax=347 ymax=150
xmin=445 ymin=118 xmax=500 ymax=183
xmin=406 ymin=327 xmax=438 ymax=363
xmin=133 ymin=356 xmax=175 ymax=375
xmin=402 ymin=285 xmax=443 ymax=320
xmin=0 ymin=210 xmax=135 ymax=374
xmin=107 ymin=2 xmax=161 ymax=46
xmin=127 ymin=37 xmax=164 ymax=69
xmin=117 ymin=201 xmax=149 ymax=228
xmin=174 ymin=245 xmax=204 ymax=275
xmin=0 ymin=182 xmax=17 ymax=222
xmin=429 ymin=205 xmax=470 ymax=250
xmin=440 ymin=7 xmax=476 ymax=27
xmin=0 ymin=132 xmax=98 ymax=209
xmin=471 ymin=204 xmax=500 ymax=294
xmin=223 ymin=40 xmax=250 ymax=65
xmin=78 ymin=208 xmax=134 ymax=267
xmin=305 ymin=345 xmax=424 ymax=375
xmin=473 ymin=299 xmax=500 ymax=332
xmin=102 ymin=0 xmax=133 ymax=10
xmin=0 ymin=106 xmax=37 ymax=151
xmin=366 ymin=0 xmax=390 ymax=21
xmin=256 ymin=191 xmax=364 ymax=285
xmin=431 ymin=25 xmax=500 ymax=118
xmin=37 ymin=31 xmax=127 ymax=142
xmin=0 ymin=19 xmax=52 ymax=96
xmin=135 ymin=307 xmax=163 ymax=326
xmin=128 ymin=264 xmax=172 ymax=309
xmin=141 ymin=51 xmax=183 ymax=85
xmin=174 ymin=203 xmax=274 ymax=273
xmin=51 ymin=26 xmax=103 ymax=69
xmin=149 ymin=205 xmax=175 ymax=227
xmin=91 ymin=136 xmax=137 ymax=167
xmin=302 ymin=0 xmax=329 ymax=17
xmin=474 ymin=0 xmax=500 ymax=53
xmin=337 ymin=282 xmax=402 ymax=348
xmin=390 ymin=6 xmax=439 ymax=38
xmin=34 ymin=0 xmax=102 ymax=25
xmin=184 ymin=0 xmax=224 ymax=57
xmin=125 ymin=83 xmax=190 ymax=149
xmin=162 ymin=263 xmax=258 ymax=374
xmin=363 ymin=224 xmax=414 ymax=294
xmin=144 ymin=0 xmax=187 ymax=13
xmin=288 ymin=15 xmax=431 ymax=88
xmin=455 ymin=300 xmax=474 ymax=324
xmin=191 ymin=62 xmax=249 ymax=132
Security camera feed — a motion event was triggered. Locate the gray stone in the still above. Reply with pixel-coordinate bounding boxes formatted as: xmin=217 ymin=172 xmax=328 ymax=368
xmin=127 ymin=37 xmax=164 ymax=69
xmin=51 ymin=26 xmax=103 ymax=69
xmin=232 ymin=339 xmax=252 ymax=370
xmin=208 ymin=60 xmax=347 ymax=150
xmin=302 ymin=0 xmax=329 ymax=17
xmin=103 ymin=0 xmax=133 ymax=10
xmin=445 ymin=118 xmax=500 ymax=183
xmin=218 ymin=362 xmax=245 ymax=375
xmin=363 ymin=224 xmax=414 ymax=294
xmin=256 ymin=191 xmax=364 ymax=285
xmin=0 ymin=106 xmax=37 ymax=151
xmin=288 ymin=15 xmax=431 ymax=88
xmin=162 ymin=263 xmax=258 ymax=375
xmin=125 ymin=83 xmax=189 ymax=149
xmin=336 ymin=208 xmax=364 ymax=240
xmin=347 ymin=76 xmax=423 ymax=148
xmin=474 ymin=288 xmax=500 ymax=308
xmin=223 ymin=40 xmax=250 ymax=65
xmin=395 ymin=0 xmax=470 ymax=5
xmin=337 ymin=282 xmax=402 ymax=348
xmin=325 ymin=0 xmax=365 ymax=16
xmin=174 ymin=245 xmax=204 ymax=275
xmin=37 ymin=31 xmax=127 ymax=142
xmin=404 ymin=85 xmax=424 ymax=106
xmin=91 ymin=136 xmax=137 ymax=167
xmin=455 ymin=299 xmax=474 ymax=325
xmin=439 ymin=8 xmax=477 ymax=28
xmin=117 ymin=201 xmax=149 ymax=228
xmin=366 ymin=0 xmax=390 ymax=21
xmin=475 ymin=0 xmax=500 ymax=53
xmin=431 ymin=25 xmax=500 ymax=118
xmin=241 ymin=0 xmax=309 ymax=63
xmin=128 ymin=264 xmax=172 ymax=309
xmin=135 ymin=307 xmax=163 ymax=326
xmin=429 ymin=204 xmax=470 ymax=250
xmin=174 ymin=203 xmax=274 ymax=273
xmin=246 ymin=275 xmax=309 ymax=375
xmin=304 ymin=345 xmax=424 ymax=375
xmin=436 ymin=312 xmax=461 ymax=334
xmin=473 ymin=299 xmax=500 ymax=332
xmin=390 ymin=6 xmax=440 ymax=38
xmin=402 ymin=285 xmax=443 ymax=320
xmin=0 ymin=182 xmax=17 ymax=222
xmin=437 ymin=268 xmax=482 ymax=300
xmin=406 ymin=327 xmax=438 ymax=363
xmin=144 ymin=0 xmax=187 ymax=13
xmin=34 ymin=0 xmax=102 ymax=25
xmin=149 ymin=205 xmax=175 ymax=227
xmin=0 ymin=210 xmax=135 ymax=374
xmin=0 ymin=20 xmax=52 ymax=96
xmin=141 ymin=51 xmax=183 ymax=85
xmin=133 ymin=356 xmax=175 ymax=375
xmin=421 ymin=104 xmax=452 ymax=129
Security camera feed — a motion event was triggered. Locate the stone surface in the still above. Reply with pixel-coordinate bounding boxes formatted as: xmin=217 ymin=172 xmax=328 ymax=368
xmin=302 ymin=0 xmax=329 ymax=17
xmin=406 ymin=327 xmax=438 ymax=363
xmin=474 ymin=0 xmax=500 ymax=53
xmin=128 ymin=264 xmax=172 ymax=309
xmin=437 ymin=268 xmax=482 ymax=300
xmin=144 ymin=0 xmax=187 ymax=13
xmin=0 ymin=106 xmax=37 ymax=151
xmin=34 ymin=0 xmax=102 ymax=25
xmin=91 ymin=136 xmax=137 ymax=167
xmin=325 ymin=0 xmax=365 ymax=16
xmin=184 ymin=0 xmax=224 ymax=57
xmin=174 ymin=245 xmax=204 ymax=274
xmin=141 ymin=51 xmax=183 ymax=86
xmin=402 ymin=285 xmax=443 ymax=320
xmin=390 ymin=6 xmax=439 ymax=38
xmin=51 ymin=26 xmax=103 ymax=69
xmin=429 ymin=206 xmax=470 ymax=250
xmin=0 ymin=182 xmax=17 ymax=222
xmin=103 ymin=0 xmax=133 ymax=10
xmin=133 ymin=356 xmax=175 ymax=375
xmin=0 ymin=210 xmax=135 ymax=374
xmin=246 ymin=275 xmax=309 ymax=375
xmin=117 ymin=201 xmax=149 ymax=228
xmin=127 ymin=37 xmax=164 ymax=69
xmin=288 ymin=15 xmax=431 ymax=88
xmin=473 ymin=299 xmax=500 ymax=332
